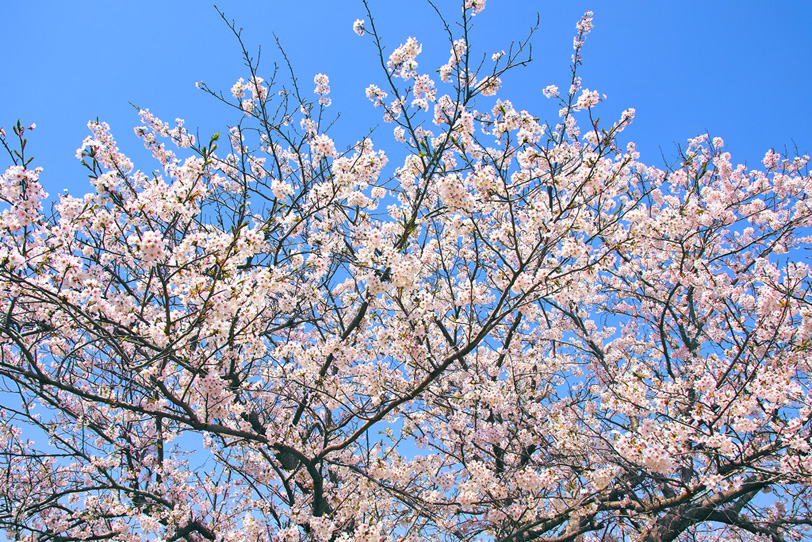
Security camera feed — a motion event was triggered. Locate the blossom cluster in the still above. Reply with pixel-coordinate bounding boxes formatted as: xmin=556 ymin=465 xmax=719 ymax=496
xmin=387 ymin=37 xmax=422 ymax=80
xmin=313 ymin=73 xmax=331 ymax=107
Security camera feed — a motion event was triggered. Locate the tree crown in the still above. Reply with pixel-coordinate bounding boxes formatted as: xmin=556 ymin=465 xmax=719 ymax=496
xmin=1 ymin=3 xmax=811 ymax=542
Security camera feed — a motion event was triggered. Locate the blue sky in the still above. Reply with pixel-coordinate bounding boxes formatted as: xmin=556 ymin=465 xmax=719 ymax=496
xmin=3 ymin=1 xmax=812 ymax=198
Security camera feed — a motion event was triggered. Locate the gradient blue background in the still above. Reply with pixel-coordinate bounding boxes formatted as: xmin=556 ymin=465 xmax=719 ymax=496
xmin=3 ymin=1 xmax=811 ymax=198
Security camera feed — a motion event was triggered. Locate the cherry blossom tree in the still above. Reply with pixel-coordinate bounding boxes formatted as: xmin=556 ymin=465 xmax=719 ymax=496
xmin=1 ymin=2 xmax=811 ymax=542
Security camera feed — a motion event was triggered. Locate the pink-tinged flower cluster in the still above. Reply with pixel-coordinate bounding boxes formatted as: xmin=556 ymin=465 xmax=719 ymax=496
xmin=300 ymin=117 xmax=316 ymax=136
xmin=278 ymin=526 xmax=300 ymax=541
xmin=620 ymin=107 xmax=635 ymax=125
xmin=331 ymin=139 xmax=388 ymax=185
xmin=439 ymin=38 xmax=467 ymax=83
xmin=133 ymin=112 xmax=178 ymax=166
xmin=133 ymin=231 xmax=166 ymax=265
xmin=411 ymin=74 xmax=436 ymax=110
xmin=307 ymin=516 xmax=336 ymax=542
xmin=77 ymin=120 xmax=134 ymax=173
xmin=465 ymin=0 xmax=486 ymax=15
xmin=0 ymin=165 xmax=47 ymax=230
xmin=573 ymin=10 xmax=594 ymax=51
xmin=230 ymin=76 xmax=266 ymax=100
xmin=477 ymin=75 xmax=502 ymax=97
xmin=641 ymin=445 xmax=675 ymax=475
xmin=311 ymin=134 xmax=337 ymax=159
xmin=365 ymin=84 xmax=387 ymax=107
xmin=313 ymin=73 xmax=331 ymax=107
xmin=575 ymin=88 xmax=600 ymax=110
xmin=387 ymin=37 xmax=422 ymax=79
xmin=588 ymin=467 xmax=616 ymax=490
xmin=353 ymin=19 xmax=365 ymax=36
xmin=194 ymin=369 xmax=235 ymax=421
xmin=389 ymin=253 xmax=419 ymax=288
xmin=543 ymin=84 xmax=559 ymax=98
xmin=763 ymin=148 xmax=781 ymax=169
xmin=437 ymin=173 xmax=474 ymax=212
xmin=231 ymin=76 xmax=268 ymax=113
xmin=135 ymin=109 xmax=195 ymax=149
xmin=515 ymin=468 xmax=555 ymax=492
xmin=576 ymin=10 xmax=594 ymax=33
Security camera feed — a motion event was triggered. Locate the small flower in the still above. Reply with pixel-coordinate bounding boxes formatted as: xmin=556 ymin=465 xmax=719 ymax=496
xmin=353 ymin=19 xmax=365 ymax=36
xmin=314 ymin=73 xmax=330 ymax=96
xmin=465 ymin=0 xmax=486 ymax=15
xmin=135 ymin=231 xmax=166 ymax=265
xmin=763 ymin=148 xmax=781 ymax=169
xmin=231 ymin=78 xmax=247 ymax=99
xmin=575 ymin=88 xmax=600 ymax=110
xmin=365 ymin=85 xmax=387 ymax=107
xmin=621 ymin=108 xmax=635 ymax=124
xmin=543 ymin=85 xmax=559 ymax=99
xmin=576 ymin=11 xmax=594 ymax=34
xmin=387 ymin=37 xmax=422 ymax=80
xmin=478 ymin=76 xmax=501 ymax=97
xmin=311 ymin=134 xmax=337 ymax=159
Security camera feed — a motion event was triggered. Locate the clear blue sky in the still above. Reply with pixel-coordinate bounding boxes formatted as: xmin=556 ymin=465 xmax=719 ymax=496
xmin=3 ymin=1 xmax=811 ymax=197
